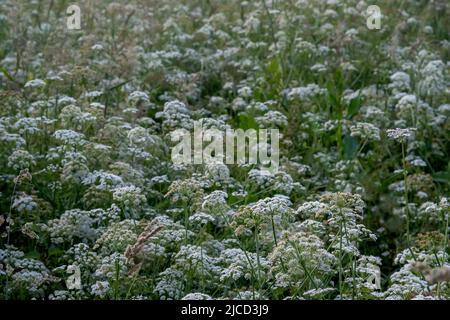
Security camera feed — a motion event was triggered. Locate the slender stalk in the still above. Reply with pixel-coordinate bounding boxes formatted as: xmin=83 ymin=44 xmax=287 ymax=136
xmin=254 ymin=230 xmax=262 ymax=287
xmin=352 ymin=257 xmax=357 ymax=300
xmin=338 ymin=219 xmax=343 ymax=298
xmin=184 ymin=206 xmax=189 ymax=244
xmin=270 ymin=211 xmax=278 ymax=246
xmin=401 ymin=142 xmax=410 ymax=247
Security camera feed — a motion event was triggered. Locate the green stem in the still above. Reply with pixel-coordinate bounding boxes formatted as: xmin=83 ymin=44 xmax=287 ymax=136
xmin=338 ymin=220 xmax=343 ymax=298
xmin=402 ymin=142 xmax=410 ymax=247
xmin=254 ymin=230 xmax=262 ymax=288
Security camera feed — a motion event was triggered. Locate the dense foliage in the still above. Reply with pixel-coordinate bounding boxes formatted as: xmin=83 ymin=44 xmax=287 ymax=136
xmin=0 ymin=0 xmax=449 ymax=300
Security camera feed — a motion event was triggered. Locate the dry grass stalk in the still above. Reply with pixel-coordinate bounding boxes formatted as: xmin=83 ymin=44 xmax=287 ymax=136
xmin=425 ymin=267 xmax=450 ymax=285
xmin=124 ymin=219 xmax=163 ymax=275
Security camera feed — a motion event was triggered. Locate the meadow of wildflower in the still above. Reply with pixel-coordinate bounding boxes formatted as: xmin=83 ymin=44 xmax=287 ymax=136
xmin=0 ymin=0 xmax=449 ymax=301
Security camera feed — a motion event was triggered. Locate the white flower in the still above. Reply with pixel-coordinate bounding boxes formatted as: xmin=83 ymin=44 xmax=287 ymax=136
xmin=256 ymin=111 xmax=288 ymax=128
xmin=237 ymin=86 xmax=252 ymax=98
xmin=202 ymin=190 xmax=228 ymax=211
xmin=113 ymin=185 xmax=146 ymax=210
xmin=24 ymin=79 xmax=46 ymax=89
xmin=8 ymin=149 xmax=36 ymax=170
xmin=389 ymin=72 xmax=411 ymax=92
xmin=83 ymin=90 xmax=103 ymax=98
xmin=128 ymin=91 xmax=149 ymax=103
xmin=127 ymin=126 xmax=152 ymax=145
xmin=91 ymin=44 xmax=104 ymax=51
xmin=350 ymin=122 xmax=380 ymax=141
xmin=53 ymin=129 xmax=86 ymax=146
xmin=12 ymin=194 xmax=38 ymax=213
xmin=386 ymin=128 xmax=416 ymax=142
xmin=91 ymin=281 xmax=110 ymax=297
xmin=182 ymin=292 xmax=213 ymax=300
xmin=189 ymin=212 xmax=216 ymax=226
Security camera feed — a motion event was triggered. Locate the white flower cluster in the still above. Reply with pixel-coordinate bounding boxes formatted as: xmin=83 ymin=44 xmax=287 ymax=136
xmin=155 ymin=100 xmax=193 ymax=131
xmin=45 ymin=209 xmax=99 ymax=244
xmin=7 ymin=149 xmax=36 ymax=170
xmin=0 ymin=247 xmax=54 ymax=298
xmin=0 ymin=0 xmax=448 ymax=301
xmin=12 ymin=194 xmax=38 ymax=213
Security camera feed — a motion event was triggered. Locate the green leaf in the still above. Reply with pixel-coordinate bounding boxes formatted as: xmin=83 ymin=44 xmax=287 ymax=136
xmin=0 ymin=65 xmax=18 ymax=84
xmin=48 ymin=247 xmax=65 ymax=257
xmin=334 ymin=68 xmax=344 ymax=97
xmin=327 ymin=81 xmax=338 ymax=109
xmin=263 ymin=57 xmax=283 ymax=99
xmin=267 ymin=57 xmax=281 ymax=78
xmin=433 ymin=171 xmax=450 ymax=184
xmin=26 ymin=250 xmax=41 ymax=260
xmin=237 ymin=113 xmax=259 ymax=130
xmin=348 ymin=96 xmax=363 ymax=119
xmin=343 ymin=135 xmax=359 ymax=159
